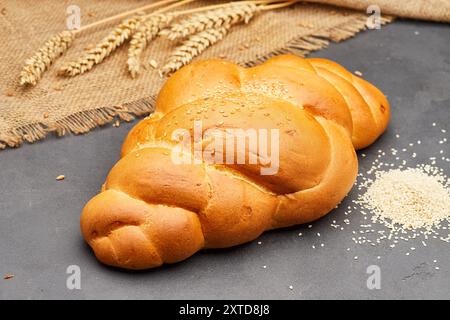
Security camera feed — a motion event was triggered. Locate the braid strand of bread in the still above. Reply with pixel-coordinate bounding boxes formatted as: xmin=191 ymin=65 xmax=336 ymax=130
xmin=80 ymin=54 xmax=390 ymax=269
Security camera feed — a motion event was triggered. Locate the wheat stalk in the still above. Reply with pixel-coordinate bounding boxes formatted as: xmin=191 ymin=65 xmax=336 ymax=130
xmin=19 ymin=31 xmax=75 ymax=86
xmin=161 ymin=25 xmax=231 ymax=76
xmin=127 ymin=14 xmax=173 ymax=78
xmin=162 ymin=2 xmax=258 ymax=41
xmin=18 ymin=1 xmax=298 ymax=84
xmin=59 ymin=16 xmax=143 ymax=77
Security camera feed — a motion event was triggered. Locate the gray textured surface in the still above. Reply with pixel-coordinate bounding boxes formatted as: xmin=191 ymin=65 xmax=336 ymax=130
xmin=1 ymin=20 xmax=449 ymax=300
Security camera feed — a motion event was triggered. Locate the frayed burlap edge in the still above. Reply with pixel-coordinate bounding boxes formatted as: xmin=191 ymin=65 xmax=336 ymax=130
xmin=0 ymin=15 xmax=393 ymax=150
xmin=0 ymin=96 xmax=156 ymax=149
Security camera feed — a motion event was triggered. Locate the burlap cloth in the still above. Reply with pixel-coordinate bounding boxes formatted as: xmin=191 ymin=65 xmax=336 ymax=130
xmin=0 ymin=0 xmax=448 ymax=150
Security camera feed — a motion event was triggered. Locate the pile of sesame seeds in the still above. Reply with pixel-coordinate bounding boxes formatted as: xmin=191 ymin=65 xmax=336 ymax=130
xmin=356 ymin=165 xmax=450 ymax=242
xmin=337 ymin=121 xmax=450 ymax=250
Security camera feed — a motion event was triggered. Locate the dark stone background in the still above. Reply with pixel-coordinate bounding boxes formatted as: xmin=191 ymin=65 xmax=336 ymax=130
xmin=1 ymin=20 xmax=449 ymax=299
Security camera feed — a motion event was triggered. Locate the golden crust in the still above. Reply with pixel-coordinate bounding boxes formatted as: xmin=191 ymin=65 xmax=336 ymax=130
xmin=81 ymin=54 xmax=390 ymax=269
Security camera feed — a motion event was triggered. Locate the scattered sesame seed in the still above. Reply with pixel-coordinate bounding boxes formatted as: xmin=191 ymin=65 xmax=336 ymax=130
xmin=148 ymin=59 xmax=158 ymax=69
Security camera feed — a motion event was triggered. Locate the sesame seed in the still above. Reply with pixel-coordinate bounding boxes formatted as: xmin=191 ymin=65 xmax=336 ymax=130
xmin=148 ymin=59 xmax=158 ymax=69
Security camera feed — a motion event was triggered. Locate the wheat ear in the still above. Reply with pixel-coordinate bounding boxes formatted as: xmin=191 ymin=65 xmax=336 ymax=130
xmin=60 ymin=16 xmax=143 ymax=77
xmin=162 ymin=3 xmax=258 ymax=41
xmin=161 ymin=25 xmax=230 ymax=76
xmin=19 ymin=31 xmax=75 ymax=86
xmin=127 ymin=14 xmax=173 ymax=78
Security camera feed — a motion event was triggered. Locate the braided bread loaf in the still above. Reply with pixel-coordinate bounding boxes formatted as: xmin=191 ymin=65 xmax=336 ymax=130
xmin=81 ymin=54 xmax=390 ymax=269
